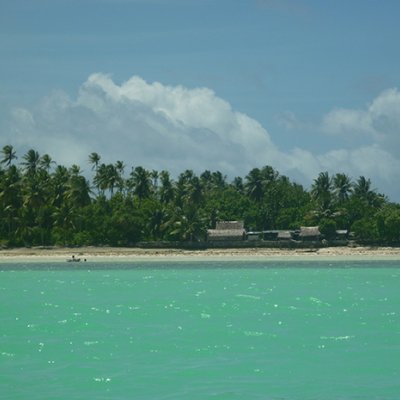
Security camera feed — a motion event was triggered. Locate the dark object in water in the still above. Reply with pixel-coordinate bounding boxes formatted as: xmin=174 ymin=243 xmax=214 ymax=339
xmin=67 ymin=255 xmax=81 ymax=263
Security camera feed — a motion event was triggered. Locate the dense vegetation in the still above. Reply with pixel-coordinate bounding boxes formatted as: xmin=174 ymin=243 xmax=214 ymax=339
xmin=0 ymin=145 xmax=399 ymax=247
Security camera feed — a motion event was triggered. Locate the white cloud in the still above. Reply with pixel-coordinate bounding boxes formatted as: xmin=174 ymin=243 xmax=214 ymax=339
xmin=2 ymin=74 xmax=400 ymax=200
xmin=322 ymin=108 xmax=376 ymax=138
xmin=322 ymin=88 xmax=400 ymax=152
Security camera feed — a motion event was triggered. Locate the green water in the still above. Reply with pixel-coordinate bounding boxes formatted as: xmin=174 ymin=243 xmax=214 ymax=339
xmin=1 ymin=260 xmax=400 ymax=399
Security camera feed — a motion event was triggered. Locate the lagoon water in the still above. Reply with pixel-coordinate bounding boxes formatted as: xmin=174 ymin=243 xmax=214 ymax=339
xmin=1 ymin=260 xmax=400 ymax=399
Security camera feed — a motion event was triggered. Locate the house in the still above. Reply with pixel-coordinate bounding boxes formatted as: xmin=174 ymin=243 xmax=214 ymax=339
xmin=277 ymin=230 xmax=293 ymax=241
xmin=262 ymin=230 xmax=279 ymax=241
xmin=246 ymin=231 xmax=262 ymax=241
xmin=335 ymin=230 xmax=349 ymax=240
xmin=207 ymin=221 xmax=245 ymax=242
xmin=299 ymin=226 xmax=321 ymax=241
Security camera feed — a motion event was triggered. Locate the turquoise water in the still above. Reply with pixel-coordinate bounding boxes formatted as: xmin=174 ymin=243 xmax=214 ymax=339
xmin=1 ymin=260 xmax=400 ymax=399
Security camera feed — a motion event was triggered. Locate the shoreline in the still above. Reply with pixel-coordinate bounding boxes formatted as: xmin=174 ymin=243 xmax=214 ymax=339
xmin=1 ymin=246 xmax=400 ymax=262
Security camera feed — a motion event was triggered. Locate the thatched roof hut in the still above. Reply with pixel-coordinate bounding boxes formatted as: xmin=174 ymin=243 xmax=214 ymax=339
xmin=299 ymin=226 xmax=321 ymax=240
xmin=277 ymin=230 xmax=293 ymax=240
xmin=215 ymin=221 xmax=244 ymax=230
xmin=207 ymin=221 xmax=245 ymax=242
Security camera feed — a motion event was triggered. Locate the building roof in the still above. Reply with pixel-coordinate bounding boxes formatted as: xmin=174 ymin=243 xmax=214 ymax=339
xmin=277 ymin=230 xmax=292 ymax=239
xmin=299 ymin=226 xmax=321 ymax=237
xmin=215 ymin=221 xmax=244 ymax=230
xmin=207 ymin=229 xmax=245 ymax=238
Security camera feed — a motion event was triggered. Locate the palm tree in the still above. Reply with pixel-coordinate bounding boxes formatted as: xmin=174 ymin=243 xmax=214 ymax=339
xmin=115 ymin=161 xmax=125 ymax=193
xmin=185 ymin=176 xmax=203 ymax=207
xmin=69 ymin=164 xmax=81 ymax=176
xmin=333 ymin=173 xmax=352 ymax=204
xmin=159 ymin=170 xmax=175 ymax=204
xmin=22 ymin=149 xmax=40 ymax=176
xmin=129 ymin=166 xmax=151 ymax=201
xmin=106 ymin=164 xmax=119 ymax=196
xmin=65 ymin=175 xmax=91 ymax=208
xmin=93 ymin=163 xmax=119 ymax=196
xmin=200 ymin=170 xmax=212 ymax=191
xmin=353 ymin=176 xmax=384 ymax=207
xmin=146 ymin=208 xmax=168 ymax=240
xmin=93 ymin=163 xmax=107 ymax=195
xmin=0 ymin=165 xmax=22 ymax=206
xmin=150 ymin=170 xmax=159 ymax=191
xmin=50 ymin=165 xmax=70 ymax=207
xmin=261 ymin=165 xmax=279 ymax=185
xmin=211 ymin=171 xmax=227 ymax=190
xmin=89 ymin=152 xmax=101 ymax=171
xmin=1 ymin=145 xmax=17 ymax=167
xmin=167 ymin=206 xmax=206 ymax=242
xmin=39 ymin=154 xmax=55 ymax=172
xmin=22 ymin=177 xmax=47 ymax=210
xmin=353 ymin=176 xmax=372 ymax=199
xmin=311 ymin=171 xmax=333 ymax=211
xmin=245 ymin=168 xmax=264 ymax=203
xmin=52 ymin=204 xmax=77 ymax=245
xmin=175 ymin=170 xmax=202 ymax=208
xmin=0 ymin=165 xmax=22 ymax=236
xmin=232 ymin=176 xmax=244 ymax=193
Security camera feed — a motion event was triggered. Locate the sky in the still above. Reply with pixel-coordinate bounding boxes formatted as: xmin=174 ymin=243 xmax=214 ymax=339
xmin=1 ymin=0 xmax=400 ymax=200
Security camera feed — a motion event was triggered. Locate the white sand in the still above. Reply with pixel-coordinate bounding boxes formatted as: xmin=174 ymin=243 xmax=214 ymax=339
xmin=1 ymin=246 xmax=400 ymax=262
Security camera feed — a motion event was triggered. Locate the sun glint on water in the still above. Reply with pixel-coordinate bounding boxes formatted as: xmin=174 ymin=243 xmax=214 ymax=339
xmin=1 ymin=260 xmax=400 ymax=400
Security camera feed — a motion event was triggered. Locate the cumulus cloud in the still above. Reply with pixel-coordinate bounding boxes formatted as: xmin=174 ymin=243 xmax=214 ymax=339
xmin=2 ymin=73 xmax=400 ymax=200
xmin=4 ymin=73 xmax=282 ymax=175
xmin=322 ymin=88 xmax=400 ymax=152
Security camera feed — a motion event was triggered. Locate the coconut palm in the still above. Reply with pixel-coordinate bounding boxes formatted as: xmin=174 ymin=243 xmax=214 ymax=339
xmin=21 ymin=149 xmax=40 ymax=176
xmin=50 ymin=165 xmax=70 ymax=207
xmin=150 ymin=170 xmax=159 ymax=190
xmin=333 ymin=173 xmax=352 ymax=204
xmin=200 ymin=170 xmax=212 ymax=191
xmin=353 ymin=176 xmax=384 ymax=207
xmin=261 ymin=165 xmax=279 ymax=184
xmin=40 ymin=154 xmax=55 ymax=172
xmin=1 ymin=145 xmax=17 ymax=167
xmin=0 ymin=165 xmax=22 ymax=235
xmin=245 ymin=168 xmax=264 ymax=203
xmin=65 ymin=175 xmax=91 ymax=208
xmin=52 ymin=204 xmax=77 ymax=245
xmin=115 ymin=161 xmax=126 ymax=193
xmin=159 ymin=170 xmax=175 ymax=204
xmin=232 ymin=176 xmax=244 ymax=193
xmin=353 ymin=176 xmax=372 ymax=199
xmin=69 ymin=164 xmax=81 ymax=176
xmin=211 ymin=171 xmax=227 ymax=190
xmin=93 ymin=163 xmax=119 ymax=196
xmin=104 ymin=164 xmax=119 ymax=196
xmin=129 ymin=166 xmax=151 ymax=201
xmin=311 ymin=171 xmax=333 ymax=211
xmin=89 ymin=152 xmax=101 ymax=171
xmin=167 ymin=206 xmax=207 ymax=242
xmin=175 ymin=170 xmax=202 ymax=208
xmin=184 ymin=176 xmax=203 ymax=207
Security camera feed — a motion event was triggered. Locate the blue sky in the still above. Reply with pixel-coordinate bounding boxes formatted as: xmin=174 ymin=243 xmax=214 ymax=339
xmin=1 ymin=0 xmax=400 ymax=200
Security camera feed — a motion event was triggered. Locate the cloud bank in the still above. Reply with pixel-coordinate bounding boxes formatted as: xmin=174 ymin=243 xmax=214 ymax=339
xmin=3 ymin=73 xmax=400 ymax=200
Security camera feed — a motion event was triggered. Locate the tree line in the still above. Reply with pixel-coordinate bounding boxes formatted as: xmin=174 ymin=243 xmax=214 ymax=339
xmin=0 ymin=145 xmax=399 ymax=247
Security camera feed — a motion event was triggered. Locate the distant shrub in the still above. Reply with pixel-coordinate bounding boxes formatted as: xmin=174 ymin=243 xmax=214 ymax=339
xmin=319 ymin=218 xmax=337 ymax=240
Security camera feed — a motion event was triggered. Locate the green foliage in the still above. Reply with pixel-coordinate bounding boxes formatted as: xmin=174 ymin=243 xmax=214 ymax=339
xmin=376 ymin=204 xmax=400 ymax=243
xmin=319 ymin=218 xmax=337 ymax=240
xmin=0 ymin=144 xmax=395 ymax=247
xmin=351 ymin=218 xmax=379 ymax=241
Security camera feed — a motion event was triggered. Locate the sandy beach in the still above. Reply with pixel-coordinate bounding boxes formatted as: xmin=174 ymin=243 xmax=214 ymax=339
xmin=1 ymin=245 xmax=400 ymax=262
